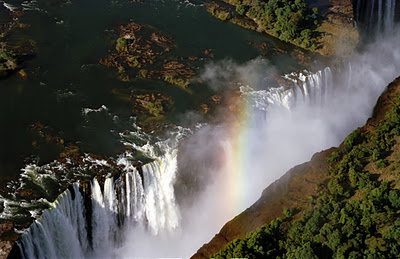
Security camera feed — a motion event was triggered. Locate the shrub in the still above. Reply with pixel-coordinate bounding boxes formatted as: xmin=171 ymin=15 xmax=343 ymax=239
xmin=236 ymin=4 xmax=247 ymax=15
xmin=376 ymin=159 xmax=388 ymax=168
xmin=283 ymin=208 xmax=293 ymax=217
xmin=344 ymin=129 xmax=362 ymax=150
xmin=116 ymin=38 xmax=128 ymax=52
xmin=327 ymin=151 xmax=341 ymax=162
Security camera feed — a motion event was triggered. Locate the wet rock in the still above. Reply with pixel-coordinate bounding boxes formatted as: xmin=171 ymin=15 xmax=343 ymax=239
xmin=203 ymin=49 xmax=215 ymax=58
xmin=200 ymin=103 xmax=210 ymax=114
xmin=138 ymin=121 xmax=170 ymax=134
xmin=28 ymin=122 xmax=65 ymax=148
xmin=16 ymin=189 xmax=41 ymax=199
xmin=18 ymin=69 xmax=27 ymax=79
xmin=0 ymin=222 xmax=13 ymax=237
xmin=0 ymin=240 xmax=14 ymax=259
xmin=199 ymin=95 xmax=223 ymax=117
xmin=210 ymin=95 xmax=222 ymax=104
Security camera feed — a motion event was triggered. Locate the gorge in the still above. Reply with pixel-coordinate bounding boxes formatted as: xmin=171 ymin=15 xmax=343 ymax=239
xmin=1 ymin=0 xmax=400 ymax=258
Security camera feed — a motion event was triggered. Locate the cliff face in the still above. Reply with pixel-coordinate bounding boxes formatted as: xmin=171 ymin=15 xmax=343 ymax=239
xmin=192 ymin=149 xmax=333 ymax=258
xmin=192 ymin=76 xmax=400 ymax=259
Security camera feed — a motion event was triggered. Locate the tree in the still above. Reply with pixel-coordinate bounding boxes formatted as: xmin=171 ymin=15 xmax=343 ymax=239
xmin=236 ymin=4 xmax=247 ymax=15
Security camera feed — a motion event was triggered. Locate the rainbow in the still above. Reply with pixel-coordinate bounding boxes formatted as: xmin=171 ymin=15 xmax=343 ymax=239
xmin=219 ymin=91 xmax=254 ymax=215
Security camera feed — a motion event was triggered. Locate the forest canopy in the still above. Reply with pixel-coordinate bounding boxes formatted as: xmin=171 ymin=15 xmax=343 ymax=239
xmin=216 ymin=0 xmax=319 ymax=49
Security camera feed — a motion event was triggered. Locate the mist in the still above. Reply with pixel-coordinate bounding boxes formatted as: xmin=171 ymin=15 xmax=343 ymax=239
xmin=109 ymin=23 xmax=400 ymax=258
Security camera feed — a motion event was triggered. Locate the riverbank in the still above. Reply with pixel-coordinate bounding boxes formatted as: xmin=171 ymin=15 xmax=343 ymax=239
xmin=204 ymin=0 xmax=358 ymax=59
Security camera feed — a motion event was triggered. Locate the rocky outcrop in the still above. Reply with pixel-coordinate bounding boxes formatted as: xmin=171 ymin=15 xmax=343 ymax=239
xmin=131 ymin=93 xmax=174 ymax=117
xmin=0 ymin=222 xmax=17 ymax=259
xmin=192 ymin=76 xmax=400 ymax=258
xmin=99 ymin=22 xmax=198 ymax=88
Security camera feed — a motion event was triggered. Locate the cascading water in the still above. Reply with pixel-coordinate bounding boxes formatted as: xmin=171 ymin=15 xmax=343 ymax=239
xmin=353 ymin=0 xmax=398 ymax=34
xmin=18 ymin=184 xmax=88 ymax=259
xmin=17 ymin=51 xmax=399 ymax=257
xmin=16 ymin=68 xmax=336 ymax=258
xmin=239 ymin=68 xmax=333 ymax=113
xmin=17 ymin=130 xmax=183 ymax=259
xmin=15 ymin=9 xmax=400 ymax=258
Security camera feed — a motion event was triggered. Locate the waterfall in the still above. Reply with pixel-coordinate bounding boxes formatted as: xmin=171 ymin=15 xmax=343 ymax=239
xmin=369 ymin=0 xmax=376 ymax=32
xmin=16 ymin=24 xmax=400 ymax=254
xmin=240 ymin=68 xmax=334 ymax=113
xmin=354 ymin=0 xmax=398 ymax=34
xmin=17 ymin=68 xmax=334 ymax=258
xmin=18 ymin=184 xmax=87 ymax=259
xmin=17 ymin=142 xmax=180 ymax=259
xmin=16 ymin=46 xmax=400 ymax=256
xmin=384 ymin=0 xmax=396 ymax=33
xmin=377 ymin=0 xmax=383 ymax=33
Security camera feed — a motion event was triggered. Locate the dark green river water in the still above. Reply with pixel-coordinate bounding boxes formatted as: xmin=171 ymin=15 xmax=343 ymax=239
xmin=0 ymin=0 xmax=300 ymax=180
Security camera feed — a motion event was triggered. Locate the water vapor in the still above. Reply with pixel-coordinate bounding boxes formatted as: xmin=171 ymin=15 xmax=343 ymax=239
xmin=98 ymin=26 xmax=400 ymax=259
xmin=18 ymin=23 xmax=400 ymax=259
xmin=199 ymin=57 xmax=278 ymax=91
xmin=128 ymin=26 xmax=400 ymax=258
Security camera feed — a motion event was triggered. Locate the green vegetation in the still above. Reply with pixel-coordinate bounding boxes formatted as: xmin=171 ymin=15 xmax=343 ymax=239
xmin=205 ymin=3 xmax=232 ymax=21
xmin=139 ymin=69 xmax=148 ymax=78
xmin=116 ymin=37 xmax=128 ymax=52
xmin=127 ymin=56 xmax=141 ymax=68
xmin=145 ymin=101 xmax=164 ymax=117
xmin=230 ymin=17 xmax=258 ymax=30
xmin=164 ymin=75 xmax=190 ymax=88
xmin=210 ymin=0 xmax=320 ymax=47
xmin=0 ymin=49 xmax=18 ymax=74
xmin=212 ymin=94 xmax=400 ymax=258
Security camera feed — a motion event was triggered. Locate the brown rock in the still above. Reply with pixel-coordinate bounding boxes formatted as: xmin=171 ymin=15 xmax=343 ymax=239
xmin=16 ymin=189 xmax=40 ymax=199
xmin=0 ymin=223 xmax=13 ymax=236
xmin=0 ymin=241 xmax=14 ymax=259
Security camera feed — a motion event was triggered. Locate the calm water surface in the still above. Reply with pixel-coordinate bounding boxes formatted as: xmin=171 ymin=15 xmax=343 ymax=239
xmin=0 ymin=0 xmax=300 ymax=179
